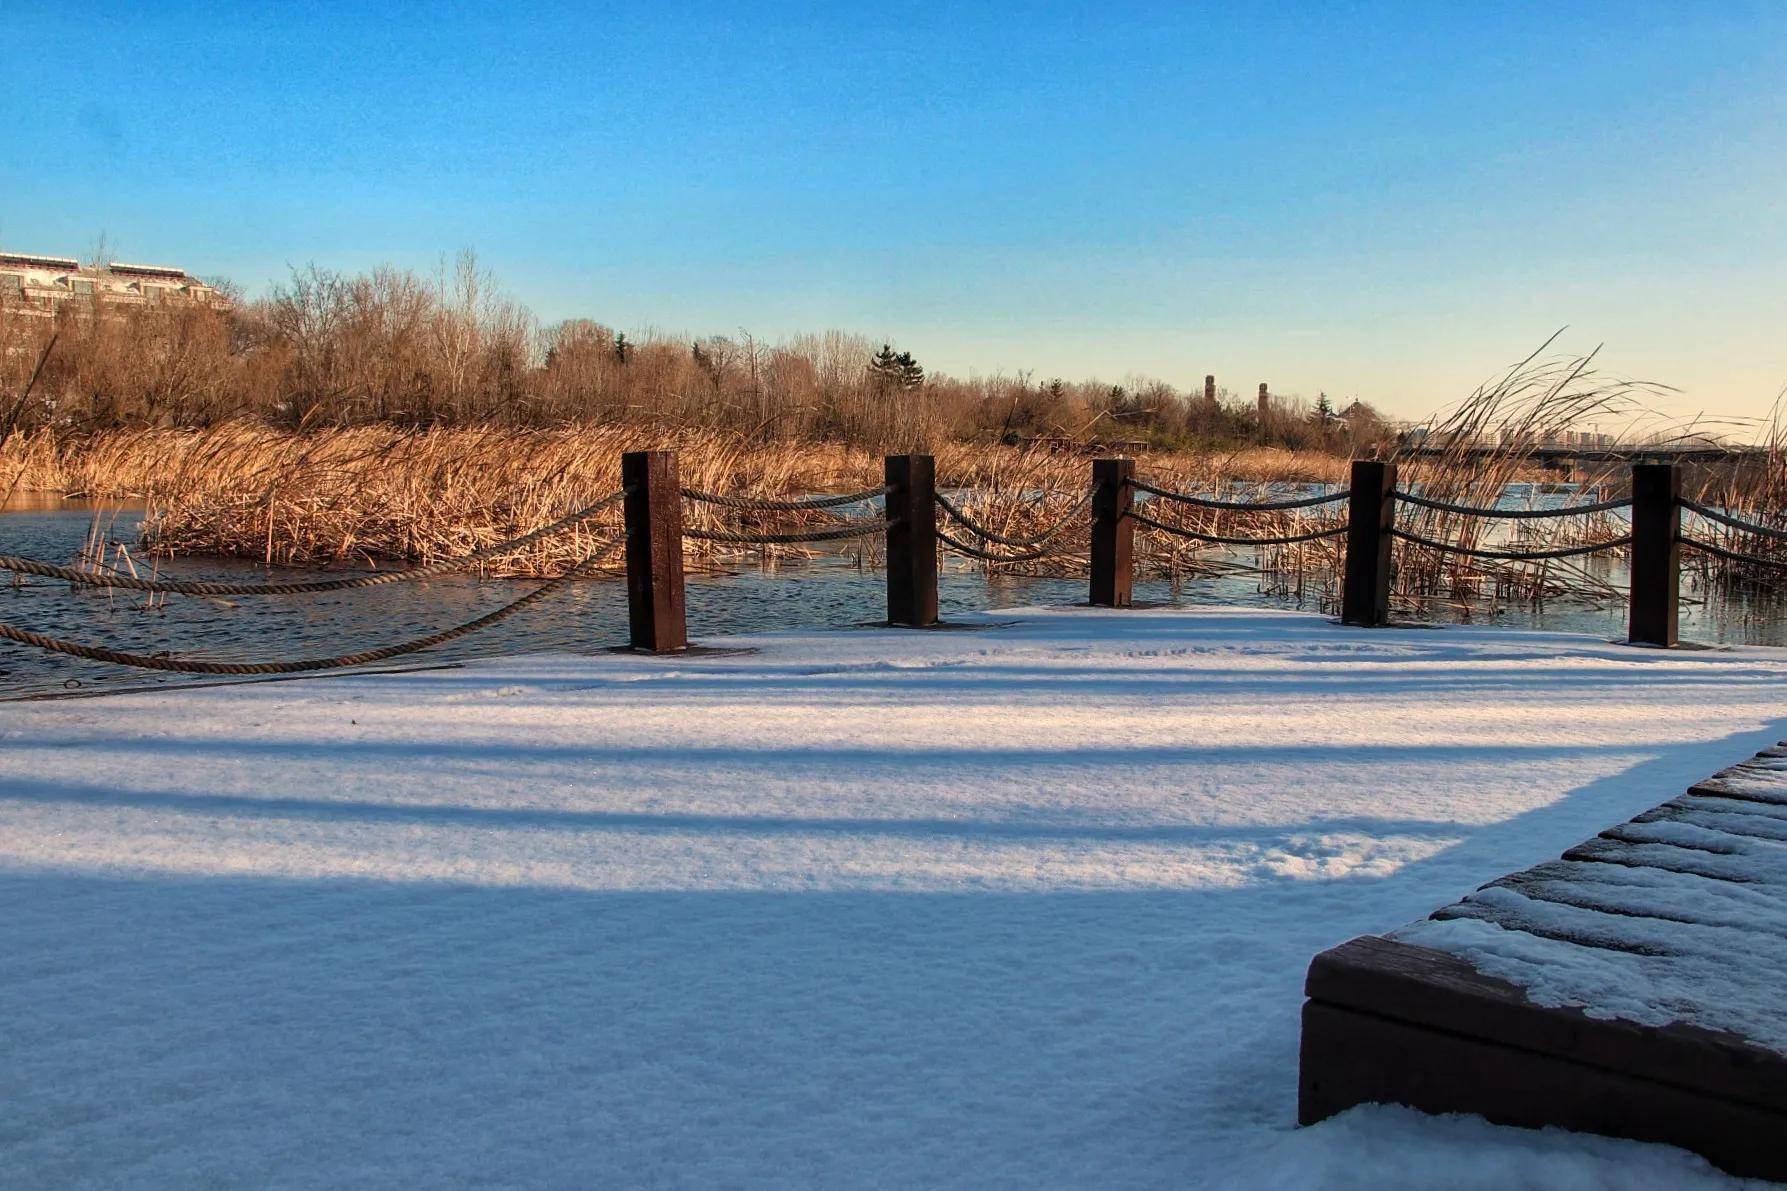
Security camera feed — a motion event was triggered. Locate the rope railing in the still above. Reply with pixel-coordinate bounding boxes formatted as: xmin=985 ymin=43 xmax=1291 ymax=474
xmin=1677 ymin=499 xmax=1787 ymax=542
xmin=1131 ymin=477 xmax=1348 ymax=512
xmin=0 ymin=489 xmax=629 ymax=597
xmin=1678 ymin=536 xmax=1787 ymax=571
xmin=935 ymin=488 xmax=1093 ymax=548
xmin=1390 ymin=528 xmax=1632 ymax=561
xmin=5 ymin=450 xmax=1779 ymax=685
xmin=0 ymin=537 xmax=624 ymax=676
xmin=680 ymin=485 xmax=892 ymax=511
xmin=1127 ymin=507 xmax=1347 ymax=547
xmin=935 ymin=528 xmax=1062 ymax=564
xmin=683 ymin=517 xmax=895 ymax=545
xmin=1394 ymin=490 xmax=1632 ymax=519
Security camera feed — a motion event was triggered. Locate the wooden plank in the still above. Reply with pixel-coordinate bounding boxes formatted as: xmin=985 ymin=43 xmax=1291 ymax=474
xmin=884 ymin=454 xmax=938 ymax=627
xmin=1305 ymin=935 xmax=1787 ymax=1114
xmin=1299 ymin=1000 xmax=1787 ymax=1180
xmin=1340 ymin=459 xmax=1395 ymax=627
xmin=1628 ymin=461 xmax=1681 ymax=646
xmin=622 ymin=450 xmax=688 ymax=652
xmin=1560 ymin=836 xmax=1767 ymax=884
xmin=1088 ymin=457 xmax=1134 ymax=608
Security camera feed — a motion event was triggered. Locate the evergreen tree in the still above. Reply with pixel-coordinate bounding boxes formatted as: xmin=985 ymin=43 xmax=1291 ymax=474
xmin=868 ymin=344 xmax=924 ymax=391
xmin=868 ymin=344 xmax=902 ymax=389
xmin=895 ymin=350 xmax=924 ymax=389
xmin=613 ymin=332 xmax=631 ymax=365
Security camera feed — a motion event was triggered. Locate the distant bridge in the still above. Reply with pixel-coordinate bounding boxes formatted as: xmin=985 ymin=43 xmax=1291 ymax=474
xmin=1395 ymin=443 xmax=1766 ymax=466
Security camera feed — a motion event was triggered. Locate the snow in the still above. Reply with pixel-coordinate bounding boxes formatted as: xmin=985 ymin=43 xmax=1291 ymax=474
xmin=3 ymin=605 xmax=1785 ymax=1188
xmin=1395 ymin=755 xmax=1787 ymax=1056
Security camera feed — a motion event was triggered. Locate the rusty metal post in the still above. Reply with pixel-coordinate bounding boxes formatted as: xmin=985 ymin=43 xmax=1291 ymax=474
xmin=1628 ymin=462 xmax=1680 ymax=647
xmin=885 ymin=454 xmax=938 ymax=627
xmin=1089 ymin=457 xmax=1135 ymax=607
xmin=623 ymin=449 xmax=687 ymax=652
xmin=1341 ymin=459 xmax=1396 ymax=627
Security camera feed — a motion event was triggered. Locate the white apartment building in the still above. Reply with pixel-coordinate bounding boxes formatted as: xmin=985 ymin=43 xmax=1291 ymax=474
xmin=0 ymin=252 xmax=228 ymax=317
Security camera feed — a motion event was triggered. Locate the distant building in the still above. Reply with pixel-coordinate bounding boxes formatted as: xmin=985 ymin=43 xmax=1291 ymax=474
xmin=0 ymin=252 xmax=228 ymax=318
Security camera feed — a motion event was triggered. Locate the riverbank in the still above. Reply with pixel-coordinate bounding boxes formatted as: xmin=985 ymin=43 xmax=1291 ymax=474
xmin=3 ymin=606 xmax=1782 ymax=1186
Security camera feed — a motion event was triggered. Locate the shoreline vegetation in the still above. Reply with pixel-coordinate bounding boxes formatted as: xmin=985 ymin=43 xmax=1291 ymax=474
xmin=3 ymin=256 xmax=1785 ymax=614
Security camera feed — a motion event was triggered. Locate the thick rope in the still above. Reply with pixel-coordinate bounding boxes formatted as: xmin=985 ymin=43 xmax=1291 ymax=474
xmin=1395 ymin=490 xmax=1632 ymax=519
xmin=935 ymin=528 xmax=1060 ymax=564
xmin=679 ymin=485 xmax=891 ymax=511
xmin=0 ymin=538 xmax=623 ymax=675
xmin=1131 ymin=478 xmax=1347 ymax=512
xmin=1390 ymin=528 xmax=1631 ymax=561
xmin=1678 ymin=499 xmax=1787 ymax=542
xmin=683 ymin=517 xmax=895 ymax=545
xmin=0 ymin=489 xmax=629 ymax=597
xmin=934 ymin=488 xmax=1093 ymax=548
xmin=1126 ymin=508 xmax=1347 ymax=546
xmin=1678 ymin=535 xmax=1787 ymax=571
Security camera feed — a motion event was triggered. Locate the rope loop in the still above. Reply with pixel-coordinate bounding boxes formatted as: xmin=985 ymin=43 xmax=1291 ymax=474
xmin=1678 ymin=535 xmax=1787 ymax=571
xmin=934 ymin=488 xmax=1092 ymax=548
xmin=1395 ymin=490 xmax=1632 ymax=519
xmin=679 ymin=484 xmax=892 ymax=511
xmin=935 ymin=528 xmax=1061 ymax=564
xmin=0 ymin=537 xmax=624 ymax=675
xmin=1678 ymin=499 xmax=1787 ymax=542
xmin=1126 ymin=508 xmax=1346 ymax=546
xmin=683 ymin=517 xmax=895 ymax=545
xmin=1390 ymin=528 xmax=1631 ymax=561
xmin=1130 ymin=477 xmax=1347 ymax=512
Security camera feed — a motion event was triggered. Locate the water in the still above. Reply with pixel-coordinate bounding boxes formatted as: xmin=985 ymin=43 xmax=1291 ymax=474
xmin=2 ymin=495 xmax=1781 ymax=699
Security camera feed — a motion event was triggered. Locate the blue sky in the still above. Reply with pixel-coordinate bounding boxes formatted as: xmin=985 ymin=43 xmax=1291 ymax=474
xmin=6 ymin=3 xmax=1785 ymax=422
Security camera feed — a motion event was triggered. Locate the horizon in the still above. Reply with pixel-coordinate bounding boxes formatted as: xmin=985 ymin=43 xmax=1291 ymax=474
xmin=6 ymin=3 xmax=1785 ymax=427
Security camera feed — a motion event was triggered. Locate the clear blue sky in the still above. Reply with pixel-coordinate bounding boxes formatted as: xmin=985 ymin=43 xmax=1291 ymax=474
xmin=6 ymin=2 xmax=1785 ymax=423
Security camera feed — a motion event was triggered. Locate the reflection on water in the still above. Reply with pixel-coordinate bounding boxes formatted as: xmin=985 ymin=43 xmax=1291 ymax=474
xmin=1 ymin=495 xmax=1781 ymax=698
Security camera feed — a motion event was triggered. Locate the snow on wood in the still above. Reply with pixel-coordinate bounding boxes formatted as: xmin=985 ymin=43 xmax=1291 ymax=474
xmin=3 ymin=606 xmax=1782 ymax=1187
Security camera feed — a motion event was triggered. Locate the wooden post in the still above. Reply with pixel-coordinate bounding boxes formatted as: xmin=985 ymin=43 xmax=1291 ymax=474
xmin=1628 ymin=462 xmax=1680 ymax=647
xmin=1341 ymin=459 xmax=1396 ymax=627
xmin=885 ymin=453 xmax=938 ymax=627
xmin=622 ymin=449 xmax=687 ymax=652
xmin=1089 ymin=457 xmax=1135 ymax=607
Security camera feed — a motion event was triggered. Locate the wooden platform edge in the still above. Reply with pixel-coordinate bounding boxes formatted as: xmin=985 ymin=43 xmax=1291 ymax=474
xmin=1300 ymin=935 xmax=1787 ymax=1178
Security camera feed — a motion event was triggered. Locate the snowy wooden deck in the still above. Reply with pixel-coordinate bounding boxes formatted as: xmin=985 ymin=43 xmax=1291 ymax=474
xmin=1301 ymin=744 xmax=1787 ymax=1180
xmin=8 ymin=606 xmax=1787 ymax=1186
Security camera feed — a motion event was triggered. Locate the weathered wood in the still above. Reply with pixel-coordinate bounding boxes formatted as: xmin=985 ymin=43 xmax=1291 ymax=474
xmin=1305 ymin=935 xmax=1787 ymax=1115
xmin=1300 ymin=742 xmax=1787 ymax=1177
xmin=1629 ymin=461 xmax=1681 ymax=647
xmin=1299 ymin=1000 xmax=1787 ymax=1180
xmin=622 ymin=450 xmax=687 ymax=652
xmin=1088 ymin=457 xmax=1135 ymax=608
xmin=885 ymin=454 xmax=938 ymax=627
xmin=1341 ymin=459 xmax=1395 ymax=626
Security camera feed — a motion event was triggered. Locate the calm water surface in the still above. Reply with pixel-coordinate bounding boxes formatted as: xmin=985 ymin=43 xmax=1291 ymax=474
xmin=2 ymin=493 xmax=1780 ymax=699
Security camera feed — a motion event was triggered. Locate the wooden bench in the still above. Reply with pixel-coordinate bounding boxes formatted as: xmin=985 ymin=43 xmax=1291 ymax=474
xmin=1299 ymin=742 xmax=1787 ymax=1180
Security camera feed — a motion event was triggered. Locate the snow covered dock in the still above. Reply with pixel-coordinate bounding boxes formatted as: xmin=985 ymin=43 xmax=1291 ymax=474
xmin=5 ymin=606 xmax=1787 ymax=1188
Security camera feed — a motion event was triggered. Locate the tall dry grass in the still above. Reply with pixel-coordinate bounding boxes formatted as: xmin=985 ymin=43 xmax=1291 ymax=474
xmin=0 ymin=422 xmax=1374 ymax=577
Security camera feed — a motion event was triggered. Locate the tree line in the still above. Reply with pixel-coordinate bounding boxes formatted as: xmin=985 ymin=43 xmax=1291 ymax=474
xmin=1 ymin=251 xmax=1388 ymax=454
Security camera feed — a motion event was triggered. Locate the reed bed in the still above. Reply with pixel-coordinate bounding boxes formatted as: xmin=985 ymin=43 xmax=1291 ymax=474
xmin=2 ymin=422 xmax=1364 ymax=578
xmin=1383 ymin=341 xmax=1654 ymax=619
xmin=7 ymin=344 xmax=1783 ymax=619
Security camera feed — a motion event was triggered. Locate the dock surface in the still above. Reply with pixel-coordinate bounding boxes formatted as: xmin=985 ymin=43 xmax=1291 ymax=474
xmin=4 ymin=607 xmax=1785 ymax=1187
